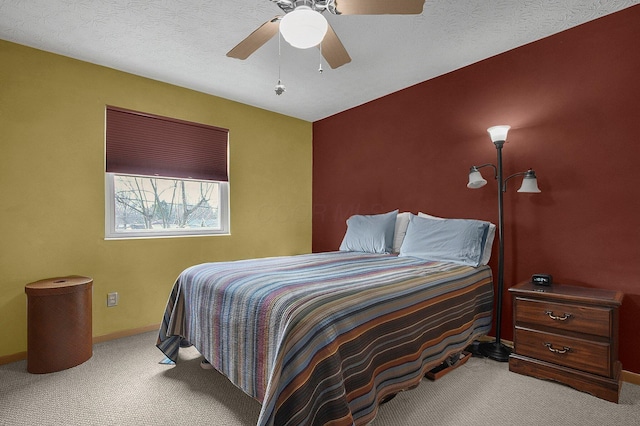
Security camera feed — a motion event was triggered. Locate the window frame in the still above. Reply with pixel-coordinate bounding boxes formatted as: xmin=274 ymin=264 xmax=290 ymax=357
xmin=105 ymin=173 xmax=230 ymax=240
xmin=104 ymin=106 xmax=230 ymax=240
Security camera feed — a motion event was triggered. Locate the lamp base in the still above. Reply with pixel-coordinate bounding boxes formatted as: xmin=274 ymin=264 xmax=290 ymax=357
xmin=478 ymin=340 xmax=512 ymax=362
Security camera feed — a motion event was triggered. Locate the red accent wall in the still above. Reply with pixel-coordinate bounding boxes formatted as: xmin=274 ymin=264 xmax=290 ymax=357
xmin=313 ymin=6 xmax=640 ymax=372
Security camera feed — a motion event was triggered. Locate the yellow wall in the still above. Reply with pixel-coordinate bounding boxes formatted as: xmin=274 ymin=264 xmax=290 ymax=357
xmin=0 ymin=40 xmax=312 ymax=358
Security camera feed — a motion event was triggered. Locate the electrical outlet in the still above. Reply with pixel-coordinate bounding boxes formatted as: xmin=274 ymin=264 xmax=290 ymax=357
xmin=107 ymin=292 xmax=119 ymax=307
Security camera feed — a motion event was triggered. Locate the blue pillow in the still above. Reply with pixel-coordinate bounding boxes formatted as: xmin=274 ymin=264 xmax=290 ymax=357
xmin=339 ymin=210 xmax=398 ymax=254
xmin=418 ymin=212 xmax=495 ymax=265
xmin=399 ymin=214 xmax=489 ymax=267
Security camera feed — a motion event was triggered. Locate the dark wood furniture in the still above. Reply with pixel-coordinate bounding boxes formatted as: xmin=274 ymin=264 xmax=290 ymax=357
xmin=25 ymin=276 xmax=93 ymax=374
xmin=425 ymin=351 xmax=471 ymax=381
xmin=508 ymin=281 xmax=623 ymax=403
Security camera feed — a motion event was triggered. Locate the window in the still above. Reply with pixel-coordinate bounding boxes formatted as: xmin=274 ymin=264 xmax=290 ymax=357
xmin=105 ymin=107 xmax=229 ymax=239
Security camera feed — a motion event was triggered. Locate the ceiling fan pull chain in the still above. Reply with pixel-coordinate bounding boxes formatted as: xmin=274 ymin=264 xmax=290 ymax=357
xmin=275 ymin=32 xmax=286 ymax=95
xmin=318 ymin=42 xmax=324 ymax=74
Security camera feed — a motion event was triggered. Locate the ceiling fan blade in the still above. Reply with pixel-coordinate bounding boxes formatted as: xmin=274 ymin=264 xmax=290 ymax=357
xmin=335 ymin=0 xmax=425 ymax=15
xmin=320 ymin=24 xmax=351 ymax=69
xmin=227 ymin=17 xmax=281 ymax=60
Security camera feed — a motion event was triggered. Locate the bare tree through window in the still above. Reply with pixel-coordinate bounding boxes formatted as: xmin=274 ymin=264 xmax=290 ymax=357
xmin=113 ymin=175 xmax=219 ymax=232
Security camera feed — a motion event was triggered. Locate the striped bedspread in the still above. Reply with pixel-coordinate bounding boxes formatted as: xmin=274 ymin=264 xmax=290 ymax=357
xmin=157 ymin=251 xmax=493 ymax=426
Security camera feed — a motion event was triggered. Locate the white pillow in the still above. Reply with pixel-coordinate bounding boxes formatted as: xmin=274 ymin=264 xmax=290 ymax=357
xmin=418 ymin=212 xmax=496 ymax=266
xmin=399 ymin=215 xmax=489 ymax=267
xmin=392 ymin=212 xmax=411 ymax=253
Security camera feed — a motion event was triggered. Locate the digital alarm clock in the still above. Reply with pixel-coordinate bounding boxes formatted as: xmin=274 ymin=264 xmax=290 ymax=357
xmin=531 ymin=274 xmax=553 ymax=286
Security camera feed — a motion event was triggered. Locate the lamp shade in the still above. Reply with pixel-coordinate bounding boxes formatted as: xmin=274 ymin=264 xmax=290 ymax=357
xmin=487 ymin=125 xmax=511 ymax=143
xmin=467 ymin=167 xmax=488 ymax=189
xmin=517 ymin=169 xmax=541 ymax=193
xmin=280 ymin=7 xmax=328 ymax=49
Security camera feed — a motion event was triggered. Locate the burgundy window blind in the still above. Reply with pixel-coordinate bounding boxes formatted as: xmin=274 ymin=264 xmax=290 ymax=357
xmin=106 ymin=106 xmax=228 ymax=181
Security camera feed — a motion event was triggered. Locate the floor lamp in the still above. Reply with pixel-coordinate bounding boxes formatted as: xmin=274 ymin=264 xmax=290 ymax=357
xmin=467 ymin=125 xmax=541 ymax=362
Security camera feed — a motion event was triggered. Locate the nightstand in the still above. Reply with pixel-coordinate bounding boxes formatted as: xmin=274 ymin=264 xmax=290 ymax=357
xmin=508 ymin=281 xmax=623 ymax=403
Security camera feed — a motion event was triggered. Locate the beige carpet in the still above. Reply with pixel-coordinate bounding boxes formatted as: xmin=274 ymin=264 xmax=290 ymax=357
xmin=1 ymin=331 xmax=638 ymax=425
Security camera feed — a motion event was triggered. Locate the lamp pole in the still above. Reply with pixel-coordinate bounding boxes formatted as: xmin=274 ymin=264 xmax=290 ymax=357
xmin=478 ymin=139 xmax=511 ymax=362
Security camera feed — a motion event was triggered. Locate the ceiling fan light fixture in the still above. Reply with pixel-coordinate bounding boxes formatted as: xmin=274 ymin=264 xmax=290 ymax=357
xmin=279 ymin=6 xmax=328 ymax=49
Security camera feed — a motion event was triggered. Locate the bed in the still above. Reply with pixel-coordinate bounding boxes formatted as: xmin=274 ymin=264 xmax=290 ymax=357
xmin=157 ymin=211 xmax=495 ymax=426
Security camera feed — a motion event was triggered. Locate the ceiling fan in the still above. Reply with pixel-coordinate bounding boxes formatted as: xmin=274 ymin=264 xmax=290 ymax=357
xmin=227 ymin=0 xmax=426 ymax=69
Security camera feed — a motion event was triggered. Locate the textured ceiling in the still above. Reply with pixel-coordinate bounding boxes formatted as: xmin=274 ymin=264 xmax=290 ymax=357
xmin=1 ymin=0 xmax=638 ymax=122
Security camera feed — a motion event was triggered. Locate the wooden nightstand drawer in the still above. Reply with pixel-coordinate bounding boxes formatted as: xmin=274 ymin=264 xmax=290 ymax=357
xmin=514 ymin=327 xmax=611 ymax=377
xmin=509 ymin=281 xmax=623 ymax=403
xmin=515 ymin=298 xmax=611 ymax=337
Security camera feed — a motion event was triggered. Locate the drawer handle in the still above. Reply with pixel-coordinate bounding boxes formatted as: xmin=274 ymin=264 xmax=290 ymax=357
xmin=544 ymin=342 xmax=571 ymax=354
xmin=545 ymin=310 xmax=572 ymax=321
